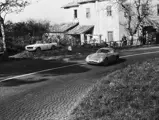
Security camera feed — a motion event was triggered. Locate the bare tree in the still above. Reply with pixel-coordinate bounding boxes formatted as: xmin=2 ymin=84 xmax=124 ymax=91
xmin=116 ymin=0 xmax=153 ymax=44
xmin=0 ymin=0 xmax=39 ymax=56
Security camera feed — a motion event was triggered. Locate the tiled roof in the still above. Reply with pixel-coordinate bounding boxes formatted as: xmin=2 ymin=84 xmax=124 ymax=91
xmin=67 ymin=25 xmax=94 ymax=35
xmin=62 ymin=1 xmax=79 ymax=9
xmin=62 ymin=0 xmax=97 ymax=9
xmin=49 ymin=22 xmax=79 ymax=33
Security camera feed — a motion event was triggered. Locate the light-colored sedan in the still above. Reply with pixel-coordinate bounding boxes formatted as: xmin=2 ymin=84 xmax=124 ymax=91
xmin=25 ymin=41 xmax=58 ymax=52
xmin=85 ymin=47 xmax=119 ymax=65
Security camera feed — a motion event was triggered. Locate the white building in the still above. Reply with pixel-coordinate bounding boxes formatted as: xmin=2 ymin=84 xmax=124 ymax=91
xmin=62 ymin=0 xmax=159 ymax=45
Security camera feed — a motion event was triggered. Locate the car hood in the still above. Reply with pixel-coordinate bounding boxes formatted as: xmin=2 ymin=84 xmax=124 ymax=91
xmin=88 ymin=53 xmax=107 ymax=59
xmin=26 ymin=44 xmax=43 ymax=47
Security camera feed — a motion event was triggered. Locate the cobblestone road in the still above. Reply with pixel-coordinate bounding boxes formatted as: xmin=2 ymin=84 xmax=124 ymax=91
xmin=1 ymin=51 xmax=159 ymax=120
xmin=0 ymin=64 xmax=108 ymax=120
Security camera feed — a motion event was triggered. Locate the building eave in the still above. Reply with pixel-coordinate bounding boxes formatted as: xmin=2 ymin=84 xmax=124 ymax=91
xmin=62 ymin=1 xmax=79 ymax=9
xmin=78 ymin=0 xmax=96 ymax=4
xmin=62 ymin=5 xmax=79 ymax=9
xmin=62 ymin=0 xmax=99 ymax=9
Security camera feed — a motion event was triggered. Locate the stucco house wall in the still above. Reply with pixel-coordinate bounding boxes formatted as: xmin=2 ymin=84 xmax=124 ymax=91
xmin=97 ymin=1 xmax=120 ymax=42
xmin=78 ymin=2 xmax=97 ymax=25
xmin=65 ymin=7 xmax=79 ymax=23
xmin=62 ymin=0 xmax=122 ymax=43
xmin=75 ymin=0 xmax=121 ymax=42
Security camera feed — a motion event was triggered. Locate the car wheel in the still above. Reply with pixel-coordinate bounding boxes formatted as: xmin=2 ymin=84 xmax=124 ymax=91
xmin=36 ymin=47 xmax=41 ymax=53
xmin=51 ymin=45 xmax=56 ymax=50
xmin=103 ymin=58 xmax=109 ymax=66
xmin=116 ymin=55 xmax=119 ymax=62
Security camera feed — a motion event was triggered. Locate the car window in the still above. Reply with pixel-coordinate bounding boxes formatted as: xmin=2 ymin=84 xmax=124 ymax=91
xmin=97 ymin=49 xmax=110 ymax=53
xmin=36 ymin=41 xmax=42 ymax=44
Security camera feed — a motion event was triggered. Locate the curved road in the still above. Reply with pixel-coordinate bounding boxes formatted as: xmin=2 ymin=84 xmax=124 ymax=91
xmin=0 ymin=48 xmax=159 ymax=120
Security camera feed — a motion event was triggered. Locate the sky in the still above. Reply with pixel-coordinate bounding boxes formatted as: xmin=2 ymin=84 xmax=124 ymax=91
xmin=6 ymin=0 xmax=72 ymax=24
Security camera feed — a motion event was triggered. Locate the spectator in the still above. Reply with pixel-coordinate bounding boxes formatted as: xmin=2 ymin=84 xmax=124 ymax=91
xmin=67 ymin=44 xmax=72 ymax=54
xmin=139 ymin=36 xmax=144 ymax=45
xmin=129 ymin=35 xmax=133 ymax=45
xmin=122 ymin=35 xmax=127 ymax=46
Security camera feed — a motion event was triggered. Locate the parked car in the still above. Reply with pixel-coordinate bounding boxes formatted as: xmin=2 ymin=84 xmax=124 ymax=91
xmin=85 ymin=47 xmax=119 ymax=65
xmin=25 ymin=41 xmax=58 ymax=52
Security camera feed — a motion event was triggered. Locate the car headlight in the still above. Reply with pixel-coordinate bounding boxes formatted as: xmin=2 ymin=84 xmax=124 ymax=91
xmin=98 ymin=57 xmax=104 ymax=63
xmin=86 ymin=56 xmax=90 ymax=61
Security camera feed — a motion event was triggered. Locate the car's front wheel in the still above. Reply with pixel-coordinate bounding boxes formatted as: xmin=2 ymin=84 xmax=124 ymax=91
xmin=51 ymin=45 xmax=56 ymax=50
xmin=36 ymin=47 xmax=41 ymax=53
xmin=116 ymin=55 xmax=119 ymax=62
xmin=103 ymin=58 xmax=109 ymax=66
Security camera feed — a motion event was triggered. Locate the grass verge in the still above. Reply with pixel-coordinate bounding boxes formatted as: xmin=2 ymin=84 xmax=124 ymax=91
xmin=10 ymin=47 xmax=97 ymax=60
xmin=70 ymin=58 xmax=159 ymax=120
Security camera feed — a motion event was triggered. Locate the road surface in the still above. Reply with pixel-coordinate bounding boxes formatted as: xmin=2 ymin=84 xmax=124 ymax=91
xmin=0 ymin=47 xmax=159 ymax=120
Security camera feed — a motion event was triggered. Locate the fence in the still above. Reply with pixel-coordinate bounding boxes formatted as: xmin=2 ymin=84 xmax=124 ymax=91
xmin=83 ymin=38 xmax=142 ymax=48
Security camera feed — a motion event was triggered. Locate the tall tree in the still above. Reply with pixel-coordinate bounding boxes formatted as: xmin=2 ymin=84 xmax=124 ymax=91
xmin=0 ymin=0 xmax=38 ymax=54
xmin=116 ymin=0 xmax=153 ymax=44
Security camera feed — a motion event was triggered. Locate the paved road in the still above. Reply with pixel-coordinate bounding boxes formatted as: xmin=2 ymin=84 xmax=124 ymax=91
xmin=0 ymin=47 xmax=159 ymax=120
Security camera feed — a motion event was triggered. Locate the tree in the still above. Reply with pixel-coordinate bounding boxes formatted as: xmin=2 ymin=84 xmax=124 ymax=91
xmin=26 ymin=19 xmax=50 ymax=37
xmin=116 ymin=0 xmax=153 ymax=44
xmin=0 ymin=0 xmax=38 ymax=55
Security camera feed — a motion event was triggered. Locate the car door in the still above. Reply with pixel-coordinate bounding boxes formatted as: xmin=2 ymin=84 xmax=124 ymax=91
xmin=43 ymin=42 xmax=49 ymax=50
xmin=102 ymin=49 xmax=111 ymax=63
xmin=45 ymin=43 xmax=51 ymax=50
xmin=107 ymin=50 xmax=115 ymax=62
xmin=110 ymin=51 xmax=118 ymax=62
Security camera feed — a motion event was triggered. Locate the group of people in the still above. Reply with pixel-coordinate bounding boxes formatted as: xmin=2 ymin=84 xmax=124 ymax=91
xmin=121 ymin=35 xmax=134 ymax=46
xmin=121 ymin=35 xmax=127 ymax=46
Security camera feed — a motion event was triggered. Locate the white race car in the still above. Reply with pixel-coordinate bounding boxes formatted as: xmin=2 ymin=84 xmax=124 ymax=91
xmin=25 ymin=41 xmax=58 ymax=52
xmin=86 ymin=47 xmax=119 ymax=65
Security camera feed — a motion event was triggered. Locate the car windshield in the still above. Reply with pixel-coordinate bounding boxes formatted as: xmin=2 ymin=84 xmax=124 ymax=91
xmin=96 ymin=49 xmax=110 ymax=53
xmin=36 ymin=41 xmax=42 ymax=44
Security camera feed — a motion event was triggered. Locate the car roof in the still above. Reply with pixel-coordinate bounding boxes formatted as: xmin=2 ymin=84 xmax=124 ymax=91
xmin=98 ymin=47 xmax=114 ymax=50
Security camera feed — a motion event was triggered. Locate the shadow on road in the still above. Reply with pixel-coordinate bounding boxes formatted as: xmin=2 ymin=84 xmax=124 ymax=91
xmin=0 ymin=58 xmax=83 ymax=79
xmin=0 ymin=58 xmax=91 ymax=86
xmin=0 ymin=78 xmax=48 ymax=87
xmin=113 ymin=58 xmax=126 ymax=65
xmin=90 ymin=58 xmax=126 ymax=67
xmin=0 ymin=63 xmax=91 ymax=87
xmin=41 ymin=64 xmax=91 ymax=77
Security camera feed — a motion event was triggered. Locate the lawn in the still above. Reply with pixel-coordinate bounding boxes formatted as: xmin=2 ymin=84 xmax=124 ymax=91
xmin=70 ymin=58 xmax=159 ymax=120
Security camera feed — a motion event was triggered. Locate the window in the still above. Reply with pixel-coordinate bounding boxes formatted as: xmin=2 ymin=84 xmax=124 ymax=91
xmin=97 ymin=49 xmax=110 ymax=53
xmin=86 ymin=8 xmax=91 ymax=18
xmin=157 ymin=4 xmax=159 ymax=16
xmin=107 ymin=31 xmax=113 ymax=42
xmin=107 ymin=6 xmax=112 ymax=16
xmin=74 ymin=9 xmax=77 ymax=19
